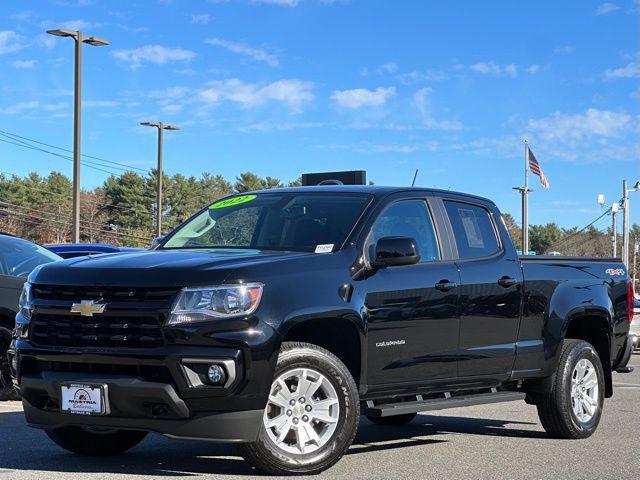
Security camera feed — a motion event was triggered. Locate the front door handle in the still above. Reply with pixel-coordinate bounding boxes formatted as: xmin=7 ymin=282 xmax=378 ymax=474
xmin=498 ymin=276 xmax=517 ymax=288
xmin=435 ymin=280 xmax=457 ymax=292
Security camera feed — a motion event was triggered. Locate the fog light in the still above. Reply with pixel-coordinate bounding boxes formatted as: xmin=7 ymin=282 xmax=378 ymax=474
xmin=207 ymin=364 xmax=226 ymax=385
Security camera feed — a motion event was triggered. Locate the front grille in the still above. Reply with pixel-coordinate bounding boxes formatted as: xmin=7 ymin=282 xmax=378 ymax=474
xmin=30 ymin=314 xmax=165 ymax=348
xmin=32 ymin=285 xmax=179 ymax=303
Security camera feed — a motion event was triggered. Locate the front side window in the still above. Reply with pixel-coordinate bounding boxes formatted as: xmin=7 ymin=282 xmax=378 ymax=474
xmin=162 ymin=193 xmax=372 ymax=252
xmin=444 ymin=201 xmax=500 ymax=259
xmin=367 ymin=199 xmax=440 ymax=263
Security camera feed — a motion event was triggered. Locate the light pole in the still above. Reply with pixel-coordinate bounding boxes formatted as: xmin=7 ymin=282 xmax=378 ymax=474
xmin=47 ymin=29 xmax=108 ymax=243
xmin=140 ymin=122 xmax=180 ymax=238
xmin=621 ymin=180 xmax=640 ymax=267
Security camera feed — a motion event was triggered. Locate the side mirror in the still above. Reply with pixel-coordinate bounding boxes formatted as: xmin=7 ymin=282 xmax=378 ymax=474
xmin=373 ymin=236 xmax=420 ymax=268
xmin=150 ymin=236 xmax=165 ymax=250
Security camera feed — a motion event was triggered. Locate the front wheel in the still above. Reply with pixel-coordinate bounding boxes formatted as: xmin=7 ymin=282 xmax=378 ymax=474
xmin=0 ymin=326 xmax=18 ymax=401
xmin=535 ymin=339 xmax=605 ymax=439
xmin=238 ymin=342 xmax=360 ymax=475
xmin=46 ymin=426 xmax=148 ymax=455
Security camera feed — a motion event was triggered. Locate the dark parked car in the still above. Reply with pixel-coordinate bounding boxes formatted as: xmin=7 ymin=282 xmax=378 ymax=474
xmin=10 ymin=187 xmax=635 ymax=474
xmin=0 ymin=233 xmax=60 ymax=400
xmin=45 ymin=243 xmax=144 ymax=259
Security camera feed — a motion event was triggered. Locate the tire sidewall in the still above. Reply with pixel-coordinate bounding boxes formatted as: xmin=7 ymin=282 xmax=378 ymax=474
xmin=561 ymin=343 xmax=605 ymax=436
xmin=255 ymin=344 xmax=359 ymax=472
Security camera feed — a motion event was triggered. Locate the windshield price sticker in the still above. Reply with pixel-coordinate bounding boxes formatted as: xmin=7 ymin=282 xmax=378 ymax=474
xmin=210 ymin=194 xmax=256 ymax=209
xmin=315 ymin=244 xmax=334 ymax=253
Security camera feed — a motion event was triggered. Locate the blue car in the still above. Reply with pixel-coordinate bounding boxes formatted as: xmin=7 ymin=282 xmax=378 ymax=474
xmin=45 ymin=243 xmax=144 ymax=259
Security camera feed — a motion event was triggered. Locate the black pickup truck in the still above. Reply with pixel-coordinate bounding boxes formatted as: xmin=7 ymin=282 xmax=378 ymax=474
xmin=10 ymin=186 xmax=635 ymax=475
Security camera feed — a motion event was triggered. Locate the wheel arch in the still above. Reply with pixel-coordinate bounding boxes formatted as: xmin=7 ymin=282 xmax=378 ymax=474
xmin=278 ymin=315 xmax=365 ymax=389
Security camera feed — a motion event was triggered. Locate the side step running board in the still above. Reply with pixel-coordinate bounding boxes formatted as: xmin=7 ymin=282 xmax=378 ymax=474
xmin=364 ymin=391 xmax=526 ymax=418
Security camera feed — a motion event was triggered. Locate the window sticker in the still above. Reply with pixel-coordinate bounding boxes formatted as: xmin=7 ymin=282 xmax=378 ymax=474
xmin=458 ymin=208 xmax=485 ymax=248
xmin=210 ymin=194 xmax=256 ymax=209
xmin=314 ymin=244 xmax=334 ymax=253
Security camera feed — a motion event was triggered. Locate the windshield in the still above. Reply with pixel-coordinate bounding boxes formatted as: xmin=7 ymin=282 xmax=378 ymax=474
xmin=162 ymin=193 xmax=372 ymax=252
xmin=0 ymin=236 xmax=61 ymax=278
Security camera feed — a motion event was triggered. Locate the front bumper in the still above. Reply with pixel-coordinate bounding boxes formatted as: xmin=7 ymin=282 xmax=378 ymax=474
xmin=12 ymin=319 xmax=280 ymax=442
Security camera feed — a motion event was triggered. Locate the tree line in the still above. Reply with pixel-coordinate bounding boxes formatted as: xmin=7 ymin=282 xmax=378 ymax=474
xmin=0 ymin=170 xmax=300 ymax=247
xmin=1 ymin=171 xmax=638 ymax=274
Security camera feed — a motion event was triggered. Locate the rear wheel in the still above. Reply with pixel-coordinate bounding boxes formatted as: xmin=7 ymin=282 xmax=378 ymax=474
xmin=238 ymin=342 xmax=360 ymax=475
xmin=366 ymin=413 xmax=417 ymax=425
xmin=45 ymin=426 xmax=148 ymax=455
xmin=535 ymin=339 xmax=605 ymax=439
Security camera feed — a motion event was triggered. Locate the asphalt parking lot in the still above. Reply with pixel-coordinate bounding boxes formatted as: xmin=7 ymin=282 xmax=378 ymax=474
xmin=1 ymin=354 xmax=639 ymax=480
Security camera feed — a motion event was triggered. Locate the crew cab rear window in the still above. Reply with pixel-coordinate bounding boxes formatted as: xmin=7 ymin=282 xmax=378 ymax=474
xmin=444 ymin=201 xmax=500 ymax=259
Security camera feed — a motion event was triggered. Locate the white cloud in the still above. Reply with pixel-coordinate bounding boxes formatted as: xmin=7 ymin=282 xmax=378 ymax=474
xmin=43 ymin=102 xmax=68 ymax=111
xmin=470 ymin=61 xmax=518 ymax=77
xmin=250 ymin=0 xmax=300 ymax=5
xmin=84 ymin=100 xmax=119 ymax=108
xmin=554 ymin=45 xmax=575 ymax=54
xmin=604 ymin=61 xmax=639 ymax=79
xmin=148 ymin=86 xmax=191 ymax=99
xmin=190 ymin=13 xmax=212 ymax=24
xmin=206 ymin=38 xmax=279 ymax=67
xmin=526 ymin=64 xmax=540 ymax=74
xmin=36 ymin=34 xmax=56 ymax=50
xmin=526 ymin=108 xmax=631 ymax=143
xmin=55 ymin=19 xmax=101 ymax=30
xmin=413 ymin=87 xmax=463 ymax=131
xmin=0 ymin=31 xmax=25 ymax=55
xmin=596 ymin=2 xmax=620 ymax=14
xmin=396 ymin=69 xmax=448 ymax=84
xmin=377 ymin=62 xmax=398 ymax=74
xmin=0 ymin=101 xmax=39 ymax=115
xmin=199 ymin=78 xmax=314 ymax=112
xmin=11 ymin=59 xmax=36 ymax=69
xmin=111 ymin=45 xmax=196 ymax=69
xmin=330 ymin=87 xmax=396 ymax=109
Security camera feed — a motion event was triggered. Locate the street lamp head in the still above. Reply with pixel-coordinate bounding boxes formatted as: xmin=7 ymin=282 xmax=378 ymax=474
xmin=83 ymin=36 xmax=109 ymax=47
xmin=140 ymin=122 xmax=161 ymax=128
xmin=163 ymin=125 xmax=180 ymax=131
xmin=46 ymin=29 xmax=78 ymax=38
xmin=633 ymin=181 xmax=640 ymax=191
xmin=597 ymin=194 xmax=606 ymax=206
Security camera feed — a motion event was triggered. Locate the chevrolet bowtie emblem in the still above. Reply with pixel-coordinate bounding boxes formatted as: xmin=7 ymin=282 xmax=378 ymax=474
xmin=70 ymin=300 xmax=106 ymax=317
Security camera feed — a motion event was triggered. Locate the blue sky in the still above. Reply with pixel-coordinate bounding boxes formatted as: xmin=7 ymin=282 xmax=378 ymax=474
xmin=0 ymin=0 xmax=638 ymax=227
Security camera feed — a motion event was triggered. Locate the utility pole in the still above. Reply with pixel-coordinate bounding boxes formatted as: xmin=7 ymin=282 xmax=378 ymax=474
xmin=622 ymin=180 xmax=640 ymax=267
xmin=47 ymin=29 xmax=108 ymax=243
xmin=140 ymin=122 xmax=180 ymax=238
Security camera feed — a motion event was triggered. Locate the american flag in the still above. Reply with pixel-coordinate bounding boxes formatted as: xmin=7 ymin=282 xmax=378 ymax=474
xmin=527 ymin=145 xmax=549 ymax=189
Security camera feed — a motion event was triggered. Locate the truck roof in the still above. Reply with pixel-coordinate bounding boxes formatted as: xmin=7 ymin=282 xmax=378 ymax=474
xmin=244 ymin=185 xmax=495 ymax=205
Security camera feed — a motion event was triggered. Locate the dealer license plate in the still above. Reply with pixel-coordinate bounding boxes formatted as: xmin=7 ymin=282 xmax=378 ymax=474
xmin=60 ymin=383 xmax=107 ymax=415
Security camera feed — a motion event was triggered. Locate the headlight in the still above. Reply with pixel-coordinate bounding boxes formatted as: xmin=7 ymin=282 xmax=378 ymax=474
xmin=18 ymin=282 xmax=32 ymax=321
xmin=168 ymin=283 xmax=264 ymax=325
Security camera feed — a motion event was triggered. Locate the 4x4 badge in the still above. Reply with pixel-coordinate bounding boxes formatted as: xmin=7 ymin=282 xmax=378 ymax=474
xmin=70 ymin=300 xmax=106 ymax=317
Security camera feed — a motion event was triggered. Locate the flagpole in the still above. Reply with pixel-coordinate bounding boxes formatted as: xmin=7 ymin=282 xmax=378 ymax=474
xmin=523 ymin=140 xmax=529 ymax=254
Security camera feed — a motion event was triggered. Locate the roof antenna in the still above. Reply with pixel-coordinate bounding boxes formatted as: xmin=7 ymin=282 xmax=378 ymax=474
xmin=411 ymin=169 xmax=419 ymax=187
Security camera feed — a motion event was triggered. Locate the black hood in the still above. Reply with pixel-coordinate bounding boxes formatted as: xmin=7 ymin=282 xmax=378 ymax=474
xmin=31 ymin=248 xmax=314 ymax=287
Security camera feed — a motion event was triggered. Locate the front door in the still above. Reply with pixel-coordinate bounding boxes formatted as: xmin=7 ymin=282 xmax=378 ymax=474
xmin=364 ymin=198 xmax=461 ymax=385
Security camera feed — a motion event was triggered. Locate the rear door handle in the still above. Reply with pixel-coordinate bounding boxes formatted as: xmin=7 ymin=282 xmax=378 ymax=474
xmin=435 ymin=280 xmax=457 ymax=292
xmin=498 ymin=276 xmax=517 ymax=288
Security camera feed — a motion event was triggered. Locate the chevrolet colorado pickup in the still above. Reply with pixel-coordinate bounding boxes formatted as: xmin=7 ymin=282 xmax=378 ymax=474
xmin=10 ymin=186 xmax=635 ymax=475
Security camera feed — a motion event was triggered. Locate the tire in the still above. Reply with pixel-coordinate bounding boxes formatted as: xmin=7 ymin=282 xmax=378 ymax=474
xmin=366 ymin=413 xmax=417 ymax=426
xmin=238 ymin=341 xmax=360 ymax=476
xmin=535 ymin=339 xmax=605 ymax=439
xmin=45 ymin=426 xmax=148 ymax=455
xmin=0 ymin=326 xmax=18 ymax=402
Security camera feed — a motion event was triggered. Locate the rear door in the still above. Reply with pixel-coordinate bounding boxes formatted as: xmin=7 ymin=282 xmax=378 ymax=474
xmin=363 ymin=195 xmax=461 ymax=385
xmin=441 ymin=198 xmax=522 ymax=379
